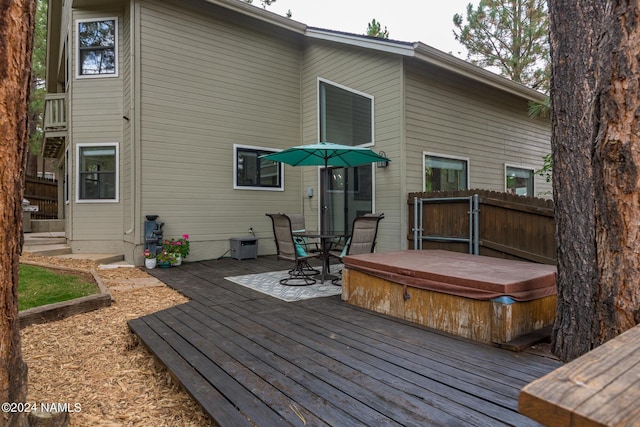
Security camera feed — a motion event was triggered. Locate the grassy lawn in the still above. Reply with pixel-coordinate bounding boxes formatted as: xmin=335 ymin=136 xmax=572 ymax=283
xmin=18 ymin=264 xmax=98 ymax=311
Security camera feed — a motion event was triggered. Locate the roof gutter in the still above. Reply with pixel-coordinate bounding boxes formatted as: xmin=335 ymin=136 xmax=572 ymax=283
xmin=412 ymin=42 xmax=547 ymax=103
xmin=306 ymin=28 xmax=415 ymax=57
xmin=201 ymin=2 xmax=546 ymax=103
xmin=203 ymin=0 xmax=306 ymax=34
xmin=302 ymin=28 xmax=547 ymax=104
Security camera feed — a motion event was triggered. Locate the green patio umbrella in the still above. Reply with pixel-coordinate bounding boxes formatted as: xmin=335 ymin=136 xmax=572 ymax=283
xmin=261 ymin=142 xmax=390 ymax=168
xmin=261 ymin=142 xmax=390 ymax=233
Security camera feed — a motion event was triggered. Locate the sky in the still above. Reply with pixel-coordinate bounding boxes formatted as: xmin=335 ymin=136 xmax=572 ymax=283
xmin=267 ymin=0 xmax=479 ymax=58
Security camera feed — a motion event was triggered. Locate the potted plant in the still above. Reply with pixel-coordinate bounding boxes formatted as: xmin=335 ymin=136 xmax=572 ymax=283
xmin=156 ymin=250 xmax=176 ymax=268
xmin=163 ymin=234 xmax=190 ymax=266
xmin=177 ymin=234 xmax=190 ymax=259
xmin=143 ymin=249 xmax=157 ymax=269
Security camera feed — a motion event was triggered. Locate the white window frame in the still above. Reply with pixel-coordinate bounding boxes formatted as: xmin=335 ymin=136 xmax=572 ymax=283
xmin=75 ymin=17 xmax=119 ymax=79
xmin=505 ymin=164 xmax=535 ymax=196
xmin=423 ymin=152 xmax=470 ymax=192
xmin=317 ymin=77 xmax=375 ymax=148
xmin=233 ymin=144 xmax=285 ymax=191
xmin=64 ymin=147 xmax=70 ymax=205
xmin=76 ymin=142 xmax=119 ymax=203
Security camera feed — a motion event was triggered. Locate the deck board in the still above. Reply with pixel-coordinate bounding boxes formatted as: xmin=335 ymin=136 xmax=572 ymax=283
xmin=129 ymin=256 xmax=562 ymax=426
xmin=128 ymin=317 xmax=255 ymax=426
xmin=185 ymin=300 xmax=409 ymax=426
xmin=171 ymin=304 xmax=355 ymax=426
xmin=227 ymin=299 xmax=514 ymax=425
xmin=234 ymin=297 xmax=535 ymax=424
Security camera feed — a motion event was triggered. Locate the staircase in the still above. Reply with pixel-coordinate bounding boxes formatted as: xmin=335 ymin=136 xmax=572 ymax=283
xmin=23 ymin=232 xmax=70 ymax=256
xmin=23 ymin=232 xmax=125 ymax=264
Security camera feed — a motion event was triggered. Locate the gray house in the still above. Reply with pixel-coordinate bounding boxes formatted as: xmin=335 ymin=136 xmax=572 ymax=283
xmin=43 ymin=0 xmax=551 ymax=265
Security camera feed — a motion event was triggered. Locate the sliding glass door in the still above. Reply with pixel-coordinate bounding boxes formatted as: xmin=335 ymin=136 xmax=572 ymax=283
xmin=321 ymin=165 xmax=373 ymax=235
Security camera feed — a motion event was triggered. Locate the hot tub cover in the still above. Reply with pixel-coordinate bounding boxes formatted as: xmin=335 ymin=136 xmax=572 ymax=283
xmin=343 ymin=250 xmax=557 ymax=301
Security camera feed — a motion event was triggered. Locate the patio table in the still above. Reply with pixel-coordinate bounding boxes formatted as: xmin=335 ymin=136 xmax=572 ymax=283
xmin=294 ymin=231 xmax=345 ymax=284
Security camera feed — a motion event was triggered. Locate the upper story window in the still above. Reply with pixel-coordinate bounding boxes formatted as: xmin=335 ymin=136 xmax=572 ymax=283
xmin=234 ymin=145 xmax=283 ymax=191
xmin=319 ymin=79 xmax=373 ymax=147
xmin=76 ymin=143 xmax=119 ymax=202
xmin=424 ymin=153 xmax=469 ymax=192
xmin=76 ymin=18 xmax=118 ymax=78
xmin=506 ymin=165 xmax=534 ymax=196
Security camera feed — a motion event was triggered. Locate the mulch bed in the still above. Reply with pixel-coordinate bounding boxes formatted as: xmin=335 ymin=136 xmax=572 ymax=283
xmin=19 ymin=253 xmax=215 ymax=426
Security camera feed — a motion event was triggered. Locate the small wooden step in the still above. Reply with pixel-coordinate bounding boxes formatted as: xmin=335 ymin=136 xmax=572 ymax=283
xmin=497 ymin=325 xmax=553 ymax=352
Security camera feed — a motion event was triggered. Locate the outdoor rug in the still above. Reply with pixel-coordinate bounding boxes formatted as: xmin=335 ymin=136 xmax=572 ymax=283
xmin=225 ymin=266 xmax=343 ymax=302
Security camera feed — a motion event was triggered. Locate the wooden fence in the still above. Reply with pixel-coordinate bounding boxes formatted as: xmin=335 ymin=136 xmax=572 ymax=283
xmin=408 ymin=189 xmax=556 ymax=264
xmin=24 ymin=177 xmax=58 ymax=219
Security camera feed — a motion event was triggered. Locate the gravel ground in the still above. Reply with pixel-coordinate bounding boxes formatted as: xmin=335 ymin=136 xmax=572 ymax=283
xmin=19 ymin=253 xmax=215 ymax=427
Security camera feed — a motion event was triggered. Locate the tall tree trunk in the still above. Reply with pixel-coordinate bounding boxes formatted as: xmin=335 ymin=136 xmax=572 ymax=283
xmin=593 ymin=1 xmax=640 ymax=342
xmin=550 ymin=0 xmax=640 ymax=362
xmin=548 ymin=0 xmax=604 ymax=362
xmin=0 ymin=0 xmax=36 ymax=425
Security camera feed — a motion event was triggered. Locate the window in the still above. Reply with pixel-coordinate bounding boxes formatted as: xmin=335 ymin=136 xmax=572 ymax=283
xmin=424 ymin=154 xmax=468 ymax=191
xmin=234 ymin=145 xmax=283 ymax=190
xmin=76 ymin=143 xmax=118 ymax=201
xmin=319 ymin=79 xmax=373 ymax=146
xmin=506 ymin=165 xmax=534 ymax=196
xmin=76 ymin=18 xmax=117 ymax=77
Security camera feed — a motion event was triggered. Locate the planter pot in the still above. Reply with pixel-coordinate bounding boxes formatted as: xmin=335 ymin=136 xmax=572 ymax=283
xmin=171 ymin=255 xmax=182 ymax=266
xmin=158 ymin=261 xmax=171 ymax=268
xmin=145 ymin=258 xmax=157 ymax=269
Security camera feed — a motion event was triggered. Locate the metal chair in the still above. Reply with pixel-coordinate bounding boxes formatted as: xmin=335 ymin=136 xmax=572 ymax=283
xmin=266 ymin=213 xmax=321 ymax=286
xmin=288 ymin=213 xmax=306 ymax=233
xmin=288 ymin=213 xmax=320 ymax=253
xmin=329 ymin=213 xmax=384 ymax=284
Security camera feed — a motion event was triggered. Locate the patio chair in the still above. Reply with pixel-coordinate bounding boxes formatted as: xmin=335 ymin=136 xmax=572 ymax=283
xmin=288 ymin=213 xmax=320 ymax=253
xmin=266 ymin=213 xmax=321 ymax=286
xmin=329 ymin=213 xmax=384 ymax=284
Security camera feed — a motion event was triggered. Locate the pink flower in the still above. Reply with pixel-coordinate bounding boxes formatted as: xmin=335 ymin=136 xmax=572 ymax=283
xmin=183 ymin=234 xmax=189 ymax=239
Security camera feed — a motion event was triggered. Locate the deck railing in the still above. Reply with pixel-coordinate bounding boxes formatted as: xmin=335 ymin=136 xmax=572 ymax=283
xmin=44 ymin=93 xmax=67 ymax=130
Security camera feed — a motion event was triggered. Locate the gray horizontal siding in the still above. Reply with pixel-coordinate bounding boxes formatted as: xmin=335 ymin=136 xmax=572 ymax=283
xmin=138 ymin=0 xmax=303 ymax=256
xmin=70 ymin=7 xmax=125 ymax=242
xmin=404 ymin=59 xmax=552 ymax=197
xmin=301 ymin=41 xmax=404 ymax=251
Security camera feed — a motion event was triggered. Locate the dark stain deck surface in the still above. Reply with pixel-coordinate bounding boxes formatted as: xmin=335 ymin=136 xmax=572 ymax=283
xmin=128 ymin=256 xmax=561 ymax=426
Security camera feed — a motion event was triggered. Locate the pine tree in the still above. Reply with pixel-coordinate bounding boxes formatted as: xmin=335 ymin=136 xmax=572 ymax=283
xmin=0 ymin=0 xmax=37 ymax=424
xmin=366 ymin=19 xmax=389 ymax=39
xmin=454 ymin=0 xmax=549 ymax=92
xmin=549 ymin=0 xmax=640 ymax=362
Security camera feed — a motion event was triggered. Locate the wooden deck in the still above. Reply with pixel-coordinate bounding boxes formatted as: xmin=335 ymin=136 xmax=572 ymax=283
xmin=128 ymin=256 xmax=562 ymax=426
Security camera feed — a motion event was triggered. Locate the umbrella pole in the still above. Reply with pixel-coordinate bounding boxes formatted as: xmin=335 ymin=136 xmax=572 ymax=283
xmin=321 ymin=161 xmax=328 ymax=234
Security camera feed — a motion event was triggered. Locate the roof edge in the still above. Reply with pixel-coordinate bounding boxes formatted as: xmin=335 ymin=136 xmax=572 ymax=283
xmin=203 ymin=0 xmax=306 ymax=34
xmin=48 ymin=0 xmax=546 ymax=104
xmin=413 ymin=42 xmax=547 ymax=103
xmin=306 ymin=27 xmax=415 ymax=57
xmin=45 ymin=0 xmax=63 ymax=93
xmin=302 ymin=28 xmax=546 ymax=103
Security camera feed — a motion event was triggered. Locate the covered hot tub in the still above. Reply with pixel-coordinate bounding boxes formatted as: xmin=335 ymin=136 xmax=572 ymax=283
xmin=341 ymin=250 xmax=557 ymax=345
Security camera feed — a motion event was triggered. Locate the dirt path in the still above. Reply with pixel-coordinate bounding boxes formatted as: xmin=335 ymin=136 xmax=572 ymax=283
xmin=19 ymin=254 xmax=215 ymax=426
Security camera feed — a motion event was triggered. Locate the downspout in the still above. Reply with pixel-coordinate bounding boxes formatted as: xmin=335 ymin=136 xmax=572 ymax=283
xmin=399 ymin=58 xmax=408 ymax=250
